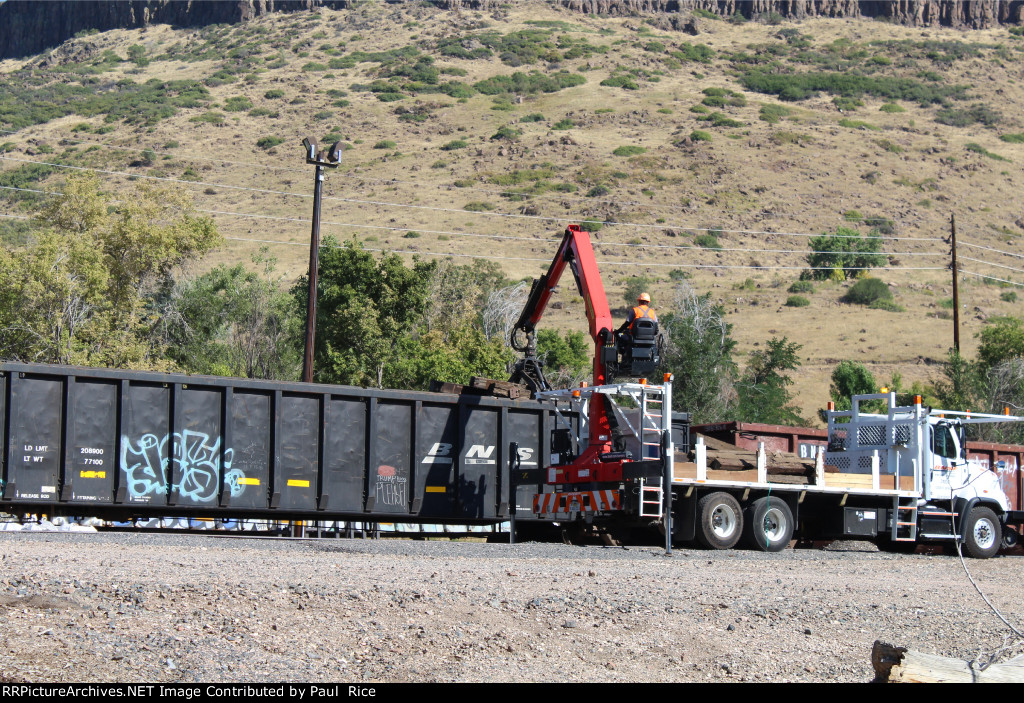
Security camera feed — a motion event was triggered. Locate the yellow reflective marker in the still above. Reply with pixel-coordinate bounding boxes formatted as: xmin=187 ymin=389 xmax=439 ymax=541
xmin=287 ymin=479 xmax=310 ymax=487
xmin=238 ymin=477 xmax=261 ymax=486
xmin=80 ymin=471 xmax=106 ymax=479
xmin=425 ymin=486 xmax=446 ymax=493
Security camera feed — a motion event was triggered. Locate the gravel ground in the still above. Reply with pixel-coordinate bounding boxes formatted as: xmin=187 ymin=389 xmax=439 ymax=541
xmin=1 ymin=532 xmax=1022 ymax=683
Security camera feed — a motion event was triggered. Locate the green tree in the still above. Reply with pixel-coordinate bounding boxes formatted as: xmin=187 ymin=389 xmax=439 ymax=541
xmin=423 ymin=258 xmax=507 ymax=339
xmin=0 ymin=229 xmax=108 ymax=364
xmin=660 ymin=283 xmax=737 ymax=422
xmin=387 ymin=323 xmax=514 ymax=390
xmin=804 ymin=226 xmax=885 ymax=281
xmin=536 ymin=329 xmax=590 ymax=388
xmin=296 ymin=243 xmax=513 ymax=390
xmin=828 ymin=360 xmax=877 ymax=411
xmin=294 ymin=237 xmax=433 ymax=387
xmin=977 ymin=317 xmax=1024 ymax=371
xmin=622 ymin=274 xmax=655 ymax=308
xmin=735 ymin=337 xmax=806 ymax=425
xmin=933 ymin=320 xmax=1024 ymax=443
xmin=0 ymin=172 xmax=220 ymax=367
xmin=155 ymin=250 xmax=301 ymax=379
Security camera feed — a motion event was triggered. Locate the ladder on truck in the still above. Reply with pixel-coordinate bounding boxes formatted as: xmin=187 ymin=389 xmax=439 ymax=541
xmin=638 ymin=478 xmax=663 ymax=518
xmin=892 ymin=496 xmax=918 ymax=542
xmin=637 ymin=390 xmax=665 ymax=518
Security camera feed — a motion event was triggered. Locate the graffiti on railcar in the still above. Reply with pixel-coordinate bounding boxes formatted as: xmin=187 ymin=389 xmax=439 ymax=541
xmin=375 ymin=464 xmax=408 ymax=506
xmin=120 ymin=430 xmax=244 ymax=501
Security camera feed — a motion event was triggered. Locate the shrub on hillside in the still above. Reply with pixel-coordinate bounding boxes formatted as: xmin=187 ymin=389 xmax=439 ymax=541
xmin=759 ymin=103 xmax=791 ymax=124
xmin=223 ymin=96 xmax=253 ymax=112
xmin=843 ymin=278 xmax=892 ymax=306
xmin=612 ymin=145 xmax=646 ymax=156
xmin=694 ymin=233 xmax=721 ymax=249
xmin=869 ymin=299 xmax=905 ymax=312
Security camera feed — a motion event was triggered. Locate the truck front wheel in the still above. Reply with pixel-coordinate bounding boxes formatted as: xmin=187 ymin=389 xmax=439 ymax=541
xmin=963 ymin=506 xmax=1001 ymax=559
xmin=696 ymin=492 xmax=743 ymax=550
xmin=742 ymin=497 xmax=794 ymax=552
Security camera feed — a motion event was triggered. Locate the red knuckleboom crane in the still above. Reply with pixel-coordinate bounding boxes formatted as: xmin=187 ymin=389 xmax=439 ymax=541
xmin=509 ymin=224 xmax=651 ymax=485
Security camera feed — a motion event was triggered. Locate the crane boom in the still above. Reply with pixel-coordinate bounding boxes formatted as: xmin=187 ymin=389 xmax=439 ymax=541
xmin=508 ymin=225 xmax=633 ymax=479
xmin=511 ymin=225 xmax=616 ymax=385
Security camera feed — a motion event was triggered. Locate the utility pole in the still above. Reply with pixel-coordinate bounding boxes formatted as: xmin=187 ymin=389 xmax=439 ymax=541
xmin=950 ymin=213 xmax=960 ymax=355
xmin=300 ymin=137 xmax=341 ymax=384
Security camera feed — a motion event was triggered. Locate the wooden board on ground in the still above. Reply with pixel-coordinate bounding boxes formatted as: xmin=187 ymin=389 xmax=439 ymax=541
xmin=872 ymin=641 xmax=1024 ymax=683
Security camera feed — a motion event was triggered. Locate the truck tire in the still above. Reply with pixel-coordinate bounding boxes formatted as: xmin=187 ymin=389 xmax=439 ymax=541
xmin=1002 ymin=525 xmax=1019 ymax=550
xmin=695 ymin=492 xmax=743 ymax=550
xmin=742 ymin=497 xmax=793 ymax=552
xmin=963 ymin=506 xmax=1001 ymax=559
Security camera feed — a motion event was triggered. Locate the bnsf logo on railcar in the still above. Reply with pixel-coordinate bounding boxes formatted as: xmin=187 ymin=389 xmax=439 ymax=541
xmin=421 ymin=443 xmax=536 ymax=466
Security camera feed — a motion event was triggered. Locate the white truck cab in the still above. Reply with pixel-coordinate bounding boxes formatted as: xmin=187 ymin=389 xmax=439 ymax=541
xmin=826 ymin=392 xmax=1021 ymax=557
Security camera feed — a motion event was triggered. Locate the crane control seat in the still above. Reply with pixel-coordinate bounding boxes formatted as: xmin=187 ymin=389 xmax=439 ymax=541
xmin=616 ymin=318 xmax=660 ymax=377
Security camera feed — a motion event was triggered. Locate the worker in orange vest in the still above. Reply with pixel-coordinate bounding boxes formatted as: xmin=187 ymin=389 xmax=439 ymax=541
xmin=617 ymin=292 xmax=658 ymax=342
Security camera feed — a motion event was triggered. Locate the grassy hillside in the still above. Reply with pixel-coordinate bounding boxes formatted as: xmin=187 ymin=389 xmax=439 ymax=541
xmin=2 ymin=2 xmax=1024 ymax=422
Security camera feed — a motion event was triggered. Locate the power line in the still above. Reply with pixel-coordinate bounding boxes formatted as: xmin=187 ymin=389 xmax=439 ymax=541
xmin=960 ymin=239 xmax=1024 ymax=261
xmin=960 ymin=270 xmax=1024 ymax=287
xmin=223 ymin=233 xmax=946 ymax=271
xmin=51 ymin=135 xmax=311 ymax=174
xmin=960 ymin=256 xmax=1024 ymax=276
xmin=0 ymin=183 xmax=946 ymax=258
xmin=17 ymin=132 xmax=703 ymax=213
xmin=0 ymin=155 xmax=945 ymax=242
xmin=200 ymin=208 xmax=945 ymax=257
xmin=7 ymin=127 xmax=927 ymax=224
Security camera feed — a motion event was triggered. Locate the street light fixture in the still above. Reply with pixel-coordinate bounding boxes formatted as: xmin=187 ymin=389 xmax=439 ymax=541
xmin=300 ymin=136 xmax=342 ymax=384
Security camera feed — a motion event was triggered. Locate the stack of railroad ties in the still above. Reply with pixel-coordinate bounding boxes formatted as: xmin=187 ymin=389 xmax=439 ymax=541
xmin=679 ymin=434 xmax=909 ymax=490
xmin=679 ymin=434 xmax=816 ymax=484
xmin=430 ymin=377 xmax=530 ymax=399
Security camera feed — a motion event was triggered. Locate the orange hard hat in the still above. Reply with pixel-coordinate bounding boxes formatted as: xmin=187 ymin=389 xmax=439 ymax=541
xmin=638 ymin=292 xmax=651 ymax=304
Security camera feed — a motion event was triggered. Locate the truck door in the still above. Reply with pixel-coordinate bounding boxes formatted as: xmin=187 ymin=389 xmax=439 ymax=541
xmin=929 ymin=421 xmax=965 ymax=494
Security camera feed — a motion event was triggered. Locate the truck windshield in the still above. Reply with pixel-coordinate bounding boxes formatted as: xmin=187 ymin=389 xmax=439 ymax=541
xmin=931 ymin=423 xmax=960 ymax=460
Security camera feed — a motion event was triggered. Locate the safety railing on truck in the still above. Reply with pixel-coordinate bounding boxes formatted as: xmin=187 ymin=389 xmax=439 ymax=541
xmin=537 ymin=380 xmax=674 ymax=463
xmin=535 ymin=379 xmax=675 ymax=521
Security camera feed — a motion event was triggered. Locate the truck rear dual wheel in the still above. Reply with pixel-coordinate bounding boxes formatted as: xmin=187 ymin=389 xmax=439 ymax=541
xmin=963 ymin=506 xmax=1001 ymax=559
xmin=695 ymin=492 xmax=743 ymax=550
xmin=742 ymin=497 xmax=794 ymax=552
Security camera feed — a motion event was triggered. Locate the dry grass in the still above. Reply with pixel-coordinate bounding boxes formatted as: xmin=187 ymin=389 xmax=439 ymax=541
xmin=2 ymin=2 xmax=1024 ymax=422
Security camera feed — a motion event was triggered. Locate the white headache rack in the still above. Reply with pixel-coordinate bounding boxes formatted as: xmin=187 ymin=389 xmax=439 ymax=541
xmin=824 ymin=392 xmax=923 ymax=504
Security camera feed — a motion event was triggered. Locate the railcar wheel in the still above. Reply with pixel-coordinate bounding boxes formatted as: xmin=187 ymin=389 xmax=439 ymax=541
xmin=695 ymin=492 xmax=743 ymax=550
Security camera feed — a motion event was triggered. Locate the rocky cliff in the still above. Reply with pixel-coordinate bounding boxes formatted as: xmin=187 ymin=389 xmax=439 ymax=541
xmin=2 ymin=0 xmax=1022 ymax=60
xmin=0 ymin=0 xmax=346 ymax=59
xmin=555 ymin=0 xmax=1024 ymax=27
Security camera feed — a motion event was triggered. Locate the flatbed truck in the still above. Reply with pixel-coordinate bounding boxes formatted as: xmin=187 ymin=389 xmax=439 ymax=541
xmin=529 ymin=381 xmax=1023 ymax=558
